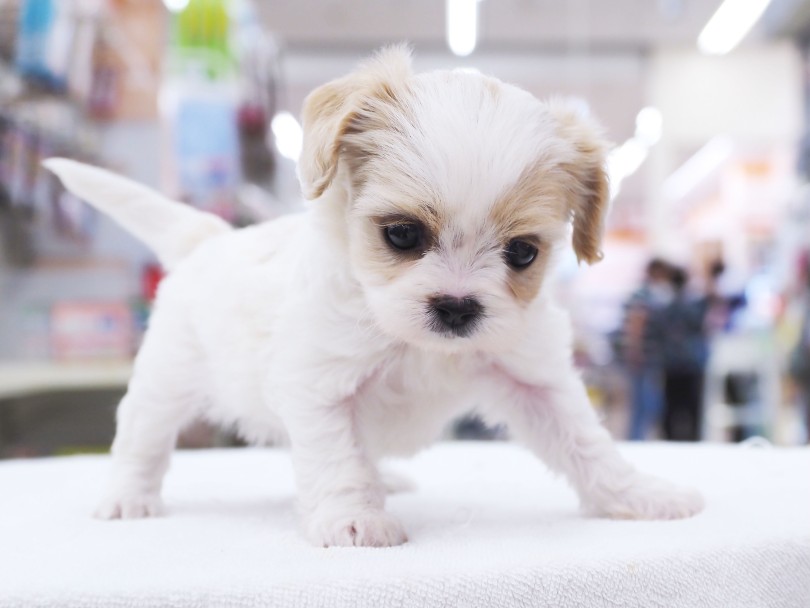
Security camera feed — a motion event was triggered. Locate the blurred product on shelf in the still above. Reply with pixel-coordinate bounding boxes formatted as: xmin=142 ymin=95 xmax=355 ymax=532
xmin=50 ymin=300 xmax=133 ymax=360
xmin=15 ymin=0 xmax=70 ymax=90
xmin=164 ymin=0 xmax=240 ymax=220
xmin=0 ymin=0 xmax=283 ymax=371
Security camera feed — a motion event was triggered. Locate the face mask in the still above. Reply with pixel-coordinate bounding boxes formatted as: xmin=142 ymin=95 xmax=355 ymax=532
xmin=648 ymin=283 xmax=674 ymax=305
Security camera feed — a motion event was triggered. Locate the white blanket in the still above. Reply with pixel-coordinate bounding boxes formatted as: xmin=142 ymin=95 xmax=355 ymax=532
xmin=1 ymin=442 xmax=808 ymax=607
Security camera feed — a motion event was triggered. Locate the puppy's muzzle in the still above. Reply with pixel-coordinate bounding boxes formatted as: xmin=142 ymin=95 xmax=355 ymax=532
xmin=428 ymin=295 xmax=484 ymax=337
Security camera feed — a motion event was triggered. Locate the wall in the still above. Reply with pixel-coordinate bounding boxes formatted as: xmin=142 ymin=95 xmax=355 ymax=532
xmin=645 ymin=42 xmax=804 ymax=266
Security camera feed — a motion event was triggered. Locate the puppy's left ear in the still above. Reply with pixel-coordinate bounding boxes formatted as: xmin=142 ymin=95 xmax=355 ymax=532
xmin=298 ymin=46 xmax=413 ymax=200
xmin=550 ymin=102 xmax=611 ymax=265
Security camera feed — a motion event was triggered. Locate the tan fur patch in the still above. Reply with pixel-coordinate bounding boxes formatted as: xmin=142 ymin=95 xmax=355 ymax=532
xmin=482 ymin=76 xmax=501 ymax=101
xmin=505 ymin=243 xmax=553 ymax=304
xmin=374 ymin=202 xmax=442 ymax=244
xmin=350 ymin=201 xmax=444 ymax=283
xmin=489 ymin=162 xmax=569 ymax=304
xmin=351 ymin=219 xmax=415 ymax=283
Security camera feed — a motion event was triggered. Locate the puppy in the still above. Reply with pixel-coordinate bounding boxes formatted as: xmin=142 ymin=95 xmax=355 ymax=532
xmin=46 ymin=47 xmax=703 ymax=547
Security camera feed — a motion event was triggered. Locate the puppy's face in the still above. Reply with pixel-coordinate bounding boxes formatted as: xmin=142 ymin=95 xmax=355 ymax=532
xmin=299 ymin=48 xmax=609 ymax=353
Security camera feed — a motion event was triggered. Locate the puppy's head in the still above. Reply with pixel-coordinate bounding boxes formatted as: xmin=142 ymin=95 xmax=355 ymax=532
xmin=299 ymin=47 xmax=609 ymax=353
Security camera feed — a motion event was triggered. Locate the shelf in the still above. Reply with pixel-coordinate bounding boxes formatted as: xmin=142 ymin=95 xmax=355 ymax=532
xmin=0 ymin=360 xmax=132 ymax=400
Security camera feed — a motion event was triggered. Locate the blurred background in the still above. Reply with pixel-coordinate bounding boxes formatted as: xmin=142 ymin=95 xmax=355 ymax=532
xmin=1 ymin=0 xmax=809 ymax=457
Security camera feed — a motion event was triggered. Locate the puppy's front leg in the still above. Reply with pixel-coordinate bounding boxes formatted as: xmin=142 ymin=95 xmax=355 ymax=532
xmin=278 ymin=389 xmax=406 ymax=548
xmin=484 ymin=358 xmax=704 ymax=520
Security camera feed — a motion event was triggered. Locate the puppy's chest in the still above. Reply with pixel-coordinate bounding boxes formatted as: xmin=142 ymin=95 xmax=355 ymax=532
xmin=353 ymin=350 xmax=480 ymax=457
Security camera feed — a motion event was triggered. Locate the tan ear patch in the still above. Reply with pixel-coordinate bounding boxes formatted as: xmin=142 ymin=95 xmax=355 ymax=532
xmin=298 ymin=79 xmax=359 ymax=200
xmin=569 ymin=162 xmax=609 ymax=264
xmin=548 ymin=101 xmax=611 ymax=265
xmin=297 ymin=46 xmax=414 ymax=200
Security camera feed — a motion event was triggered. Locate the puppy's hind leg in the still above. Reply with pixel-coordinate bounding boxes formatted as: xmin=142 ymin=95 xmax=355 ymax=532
xmin=95 ymin=311 xmax=202 ymax=519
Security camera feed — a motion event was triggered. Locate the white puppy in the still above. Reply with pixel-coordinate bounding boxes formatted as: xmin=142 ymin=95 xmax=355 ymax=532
xmin=46 ymin=47 xmax=703 ymax=548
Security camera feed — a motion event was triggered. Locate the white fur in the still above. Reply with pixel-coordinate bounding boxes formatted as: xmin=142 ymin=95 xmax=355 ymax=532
xmin=46 ymin=48 xmax=702 ymax=548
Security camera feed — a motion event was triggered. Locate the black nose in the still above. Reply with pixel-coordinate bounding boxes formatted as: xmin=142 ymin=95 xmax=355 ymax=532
xmin=429 ymin=296 xmax=484 ymax=336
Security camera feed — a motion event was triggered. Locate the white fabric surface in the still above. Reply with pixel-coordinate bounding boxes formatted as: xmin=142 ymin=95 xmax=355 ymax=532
xmin=1 ymin=442 xmax=808 ymax=608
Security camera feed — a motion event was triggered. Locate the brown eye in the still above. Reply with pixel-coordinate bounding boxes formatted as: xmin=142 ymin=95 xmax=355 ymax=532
xmin=504 ymin=239 xmax=538 ymax=269
xmin=385 ymin=223 xmax=421 ymax=250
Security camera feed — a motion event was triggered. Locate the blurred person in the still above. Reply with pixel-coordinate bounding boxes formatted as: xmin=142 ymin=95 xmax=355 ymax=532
xmin=702 ymin=259 xmax=758 ymax=441
xmin=788 ymin=252 xmax=810 ymax=443
xmin=661 ymin=267 xmax=709 ymax=441
xmin=704 ymin=260 xmax=730 ymax=332
xmin=614 ymin=258 xmax=673 ymax=440
xmin=704 ymin=259 xmax=749 ymax=333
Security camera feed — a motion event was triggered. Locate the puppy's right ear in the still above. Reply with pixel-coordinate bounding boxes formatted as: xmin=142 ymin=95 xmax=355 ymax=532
xmin=547 ymin=100 xmax=611 ymax=265
xmin=298 ymin=46 xmax=413 ymax=200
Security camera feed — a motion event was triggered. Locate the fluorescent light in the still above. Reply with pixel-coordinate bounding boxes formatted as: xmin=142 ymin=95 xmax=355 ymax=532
xmin=607 ymin=107 xmax=663 ymax=200
xmin=447 ymin=0 xmax=479 ymax=57
xmin=662 ymin=136 xmax=733 ymax=200
xmin=608 ymin=139 xmax=649 ymax=200
xmin=634 ymin=107 xmax=662 ymax=146
xmin=271 ymin=112 xmax=303 ymax=161
xmin=697 ymin=0 xmax=772 ymax=55
xmin=163 ymin=0 xmax=190 ymax=12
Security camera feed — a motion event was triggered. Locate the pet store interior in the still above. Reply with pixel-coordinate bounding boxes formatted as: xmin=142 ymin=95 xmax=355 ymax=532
xmin=1 ymin=0 xmax=810 ymax=456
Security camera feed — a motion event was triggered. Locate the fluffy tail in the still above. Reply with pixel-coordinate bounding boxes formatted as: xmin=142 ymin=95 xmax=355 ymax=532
xmin=44 ymin=158 xmax=232 ymax=270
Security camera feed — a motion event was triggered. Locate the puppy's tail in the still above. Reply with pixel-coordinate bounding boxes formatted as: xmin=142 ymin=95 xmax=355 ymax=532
xmin=44 ymin=158 xmax=232 ymax=271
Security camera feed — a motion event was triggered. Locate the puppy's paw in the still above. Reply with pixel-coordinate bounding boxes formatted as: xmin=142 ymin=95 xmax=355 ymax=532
xmin=94 ymin=492 xmax=164 ymax=520
xmin=585 ymin=474 xmax=704 ymax=521
xmin=306 ymin=508 xmax=408 ymax=548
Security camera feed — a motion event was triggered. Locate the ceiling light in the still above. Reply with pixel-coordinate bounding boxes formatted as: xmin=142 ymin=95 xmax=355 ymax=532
xmin=608 ymin=107 xmax=663 ymax=200
xmin=634 ymin=107 xmax=663 ymax=146
xmin=446 ymin=0 xmax=480 ymax=57
xmin=271 ymin=112 xmax=303 ymax=162
xmin=163 ymin=0 xmax=191 ymax=13
xmin=662 ymin=136 xmax=733 ymax=200
xmin=608 ymin=140 xmax=649 ymax=200
xmin=697 ymin=0 xmax=772 ymax=55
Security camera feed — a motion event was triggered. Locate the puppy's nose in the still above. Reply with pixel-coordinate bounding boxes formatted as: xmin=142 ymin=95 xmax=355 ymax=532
xmin=429 ymin=295 xmax=483 ymax=336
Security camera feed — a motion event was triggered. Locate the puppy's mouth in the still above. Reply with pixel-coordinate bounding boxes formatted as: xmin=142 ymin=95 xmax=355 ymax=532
xmin=425 ymin=295 xmax=485 ymax=338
